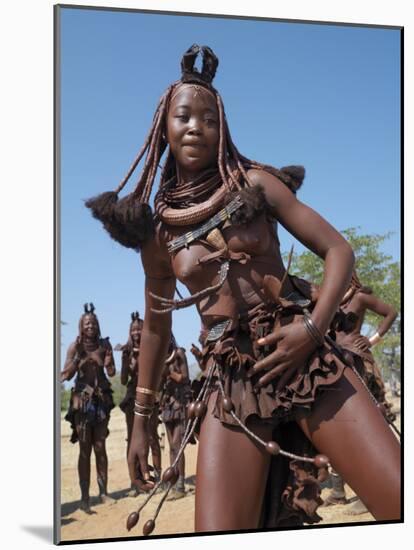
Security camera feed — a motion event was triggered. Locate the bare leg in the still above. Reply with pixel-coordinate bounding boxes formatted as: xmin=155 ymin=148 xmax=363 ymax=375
xmin=296 ymin=367 xmax=400 ymax=521
xmin=148 ymin=406 xmax=162 ymax=475
xmin=124 ymin=408 xmax=140 ymax=495
xmin=75 ymin=420 xmax=92 ymax=513
xmin=125 ymin=409 xmax=134 ymax=457
xmin=93 ymin=420 xmax=115 ymax=504
xmin=172 ymin=419 xmax=187 ymax=496
xmin=164 ymin=421 xmax=175 ymax=468
xmin=164 ymin=420 xmax=183 ymax=499
xmin=171 ymin=420 xmax=185 ymax=479
xmin=195 ymin=392 xmax=273 ymax=532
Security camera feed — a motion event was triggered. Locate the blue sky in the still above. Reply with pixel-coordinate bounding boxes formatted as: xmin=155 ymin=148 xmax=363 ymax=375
xmin=59 ymin=7 xmax=401 ymax=377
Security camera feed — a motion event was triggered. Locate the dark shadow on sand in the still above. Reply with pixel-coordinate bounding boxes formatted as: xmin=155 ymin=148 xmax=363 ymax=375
xmin=61 ymin=487 xmax=134 ymax=517
xmin=61 ymin=517 xmax=77 ymax=526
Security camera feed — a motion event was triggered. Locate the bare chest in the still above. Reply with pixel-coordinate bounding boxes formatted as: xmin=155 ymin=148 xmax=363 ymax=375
xmin=166 ymin=214 xmax=274 ymax=285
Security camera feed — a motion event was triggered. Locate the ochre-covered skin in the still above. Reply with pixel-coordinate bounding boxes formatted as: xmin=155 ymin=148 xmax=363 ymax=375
xmin=116 ymin=78 xmax=400 ymax=530
xmin=160 ymin=346 xmax=193 ymax=486
xmin=125 ymin=85 xmax=401 ymax=530
xmin=61 ymin=312 xmax=116 ymax=512
xmin=119 ymin=316 xmax=162 ymax=481
xmin=335 ymin=284 xmax=398 ymax=422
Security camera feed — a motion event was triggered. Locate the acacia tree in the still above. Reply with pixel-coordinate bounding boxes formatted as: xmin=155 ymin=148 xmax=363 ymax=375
xmin=285 ymin=227 xmax=401 ymax=378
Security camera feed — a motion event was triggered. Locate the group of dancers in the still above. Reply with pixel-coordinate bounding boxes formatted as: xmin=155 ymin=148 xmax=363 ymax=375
xmin=61 ymin=307 xmax=194 ymax=513
xmin=62 ymin=44 xmax=400 ymax=534
xmin=61 ymin=269 xmax=398 ymax=522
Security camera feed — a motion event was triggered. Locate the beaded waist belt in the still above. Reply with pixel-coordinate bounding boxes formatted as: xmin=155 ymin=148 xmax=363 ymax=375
xmin=202 ymin=292 xmax=311 ymax=343
xmin=205 ymin=319 xmax=232 ymax=342
xmin=284 ymin=290 xmax=312 ymax=308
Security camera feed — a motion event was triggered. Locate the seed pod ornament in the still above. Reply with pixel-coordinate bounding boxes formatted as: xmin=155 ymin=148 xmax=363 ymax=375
xmin=266 ymin=441 xmax=281 ymax=456
xmin=195 ymin=401 xmax=207 ymax=418
xmin=126 ymin=511 xmax=139 ymax=532
xmin=222 ymin=396 xmax=234 ymax=412
xmin=162 ymin=466 xmax=179 ymax=485
xmin=187 ymin=401 xmax=197 ymax=419
xmin=314 ymin=454 xmax=330 ymax=469
xmin=143 ymin=519 xmax=155 ymax=536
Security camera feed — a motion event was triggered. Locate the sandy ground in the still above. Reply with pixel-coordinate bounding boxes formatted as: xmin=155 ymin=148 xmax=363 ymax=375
xmin=59 ymin=394 xmax=400 ymax=542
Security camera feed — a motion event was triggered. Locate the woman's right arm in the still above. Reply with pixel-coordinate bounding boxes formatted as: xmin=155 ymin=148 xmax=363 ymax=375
xmin=363 ymin=293 xmax=398 ymax=339
xmin=354 ymin=293 xmax=398 ymax=350
xmin=168 ymin=348 xmax=190 ymax=383
xmin=120 ymin=349 xmax=129 ymax=386
xmin=60 ymin=342 xmax=79 ymax=382
xmin=128 ymin=229 xmax=176 ymax=484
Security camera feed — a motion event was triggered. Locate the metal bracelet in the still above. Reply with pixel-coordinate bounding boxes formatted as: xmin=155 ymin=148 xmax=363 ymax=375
xmin=303 ymin=314 xmax=324 ymax=346
xmin=368 ymin=332 xmax=382 ymax=346
xmin=136 ymin=386 xmax=158 ymax=397
xmin=134 ymin=401 xmax=155 ymax=412
xmin=134 ymin=410 xmax=152 ymax=418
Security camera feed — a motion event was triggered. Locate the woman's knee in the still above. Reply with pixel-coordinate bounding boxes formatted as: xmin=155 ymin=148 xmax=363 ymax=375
xmin=93 ymin=439 xmax=106 ymax=455
xmin=79 ymin=442 xmax=92 ymax=459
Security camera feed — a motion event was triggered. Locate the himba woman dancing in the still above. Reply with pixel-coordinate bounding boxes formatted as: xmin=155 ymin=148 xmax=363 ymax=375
xmin=160 ymin=340 xmax=192 ymax=499
xmin=61 ymin=304 xmax=116 ymax=513
xmin=322 ymin=272 xmax=398 ymax=514
xmin=86 ymin=45 xmax=400 ymax=534
xmin=118 ymin=311 xmax=162 ymax=495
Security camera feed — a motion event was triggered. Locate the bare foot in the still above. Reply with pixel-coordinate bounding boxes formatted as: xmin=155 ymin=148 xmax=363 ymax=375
xmin=344 ymin=498 xmax=368 ymax=515
xmin=167 ymin=488 xmax=186 ymax=501
xmin=321 ymin=494 xmax=348 ymax=507
xmin=79 ymin=500 xmax=92 ymax=514
xmin=99 ymin=494 xmax=116 ymax=505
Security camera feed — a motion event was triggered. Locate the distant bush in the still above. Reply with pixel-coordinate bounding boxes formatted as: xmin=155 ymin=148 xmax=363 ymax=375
xmin=110 ymin=374 xmax=124 ymax=407
xmin=61 ymin=374 xmax=125 ymax=411
xmin=61 ymin=385 xmax=71 ymax=411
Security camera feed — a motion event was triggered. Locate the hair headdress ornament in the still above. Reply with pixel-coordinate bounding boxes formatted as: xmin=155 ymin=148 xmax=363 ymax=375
xmin=83 ymin=302 xmax=95 ymax=314
xmin=78 ymin=302 xmax=101 ymax=340
xmin=180 ymin=44 xmax=218 ymax=85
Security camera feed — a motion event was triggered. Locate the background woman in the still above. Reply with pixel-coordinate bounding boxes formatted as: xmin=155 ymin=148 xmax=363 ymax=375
xmin=61 ymin=304 xmax=116 ymax=513
xmin=160 ymin=341 xmax=192 ymax=499
xmin=323 ymin=273 xmax=398 ymax=513
xmin=119 ymin=311 xmax=162 ymax=495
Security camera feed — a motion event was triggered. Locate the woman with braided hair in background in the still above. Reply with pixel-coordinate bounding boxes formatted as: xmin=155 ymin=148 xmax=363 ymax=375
xmin=322 ymin=272 xmax=398 ymax=514
xmin=86 ymin=45 xmax=400 ymax=534
xmin=159 ymin=338 xmax=193 ymax=500
xmin=118 ymin=311 xmax=162 ymax=496
xmin=61 ymin=304 xmax=116 ymax=513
